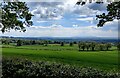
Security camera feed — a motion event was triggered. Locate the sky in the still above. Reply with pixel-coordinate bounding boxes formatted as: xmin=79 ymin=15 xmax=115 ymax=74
xmin=0 ymin=0 xmax=119 ymax=37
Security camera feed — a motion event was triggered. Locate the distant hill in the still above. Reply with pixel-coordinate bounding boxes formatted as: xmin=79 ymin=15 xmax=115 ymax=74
xmin=0 ymin=36 xmax=119 ymax=43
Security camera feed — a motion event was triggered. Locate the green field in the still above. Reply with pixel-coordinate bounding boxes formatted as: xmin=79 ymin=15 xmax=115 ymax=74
xmin=2 ymin=44 xmax=118 ymax=71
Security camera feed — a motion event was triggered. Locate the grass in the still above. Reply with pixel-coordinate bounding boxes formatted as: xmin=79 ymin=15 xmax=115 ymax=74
xmin=2 ymin=44 xmax=118 ymax=72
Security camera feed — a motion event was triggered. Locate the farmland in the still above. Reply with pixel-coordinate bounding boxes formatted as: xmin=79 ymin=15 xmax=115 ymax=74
xmin=1 ymin=38 xmax=119 ymax=77
xmin=2 ymin=44 xmax=118 ymax=71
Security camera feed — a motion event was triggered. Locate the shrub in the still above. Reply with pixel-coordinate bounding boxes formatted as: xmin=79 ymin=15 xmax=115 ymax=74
xmin=2 ymin=58 xmax=119 ymax=78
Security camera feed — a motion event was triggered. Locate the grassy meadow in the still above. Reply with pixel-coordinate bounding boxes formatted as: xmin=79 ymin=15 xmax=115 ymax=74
xmin=2 ymin=44 xmax=118 ymax=72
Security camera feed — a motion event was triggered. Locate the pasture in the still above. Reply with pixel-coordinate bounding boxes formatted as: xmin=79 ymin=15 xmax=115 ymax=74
xmin=2 ymin=44 xmax=118 ymax=72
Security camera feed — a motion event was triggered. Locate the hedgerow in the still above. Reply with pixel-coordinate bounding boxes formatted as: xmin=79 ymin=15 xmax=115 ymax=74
xmin=2 ymin=58 xmax=119 ymax=78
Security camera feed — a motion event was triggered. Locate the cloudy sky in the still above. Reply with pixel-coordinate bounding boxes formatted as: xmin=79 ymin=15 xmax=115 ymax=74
xmin=0 ymin=0 xmax=118 ymax=37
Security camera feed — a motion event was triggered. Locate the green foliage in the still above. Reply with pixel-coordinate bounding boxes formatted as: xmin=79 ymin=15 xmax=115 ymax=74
xmin=78 ymin=42 xmax=86 ymax=51
xmin=69 ymin=42 xmax=73 ymax=46
xmin=17 ymin=40 xmax=22 ymax=46
xmin=31 ymin=40 xmax=36 ymax=45
xmin=44 ymin=41 xmax=48 ymax=46
xmin=0 ymin=1 xmax=33 ymax=33
xmin=90 ymin=42 xmax=96 ymax=51
xmin=2 ymin=58 xmax=119 ymax=78
xmin=96 ymin=1 xmax=120 ymax=27
xmin=1 ymin=39 xmax=10 ymax=44
xmin=78 ymin=42 xmax=112 ymax=51
xmin=76 ymin=1 xmax=86 ymax=5
xmin=61 ymin=42 xmax=64 ymax=46
xmin=85 ymin=43 xmax=91 ymax=51
xmin=105 ymin=43 xmax=112 ymax=50
xmin=75 ymin=1 xmax=104 ymax=6
xmin=99 ymin=44 xmax=105 ymax=51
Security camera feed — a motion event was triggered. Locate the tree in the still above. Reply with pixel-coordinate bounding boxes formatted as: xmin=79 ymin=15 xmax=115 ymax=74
xmin=105 ymin=43 xmax=112 ymax=51
xmin=73 ymin=41 xmax=77 ymax=44
xmin=86 ymin=43 xmax=90 ymax=51
xmin=1 ymin=39 xmax=9 ymax=44
xmin=76 ymin=0 xmax=104 ymax=6
xmin=0 ymin=1 xmax=33 ymax=33
xmin=78 ymin=42 xmax=81 ymax=51
xmin=81 ymin=43 xmax=85 ymax=51
xmin=78 ymin=42 xmax=85 ymax=51
xmin=17 ymin=40 xmax=22 ymax=46
xmin=99 ymin=44 xmax=105 ymax=51
xmin=75 ymin=1 xmax=119 ymax=26
xmin=69 ymin=42 xmax=73 ymax=46
xmin=76 ymin=1 xmax=86 ymax=5
xmin=23 ymin=40 xmax=31 ymax=45
xmin=31 ymin=40 xmax=36 ymax=45
xmin=44 ymin=41 xmax=48 ymax=46
xmin=96 ymin=1 xmax=120 ymax=27
xmin=90 ymin=42 xmax=96 ymax=51
xmin=61 ymin=42 xmax=64 ymax=46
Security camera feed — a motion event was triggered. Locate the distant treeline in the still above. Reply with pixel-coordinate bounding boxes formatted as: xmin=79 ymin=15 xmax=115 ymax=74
xmin=78 ymin=42 xmax=112 ymax=51
xmin=1 ymin=38 xmax=120 ymax=51
xmin=0 ymin=36 xmax=119 ymax=43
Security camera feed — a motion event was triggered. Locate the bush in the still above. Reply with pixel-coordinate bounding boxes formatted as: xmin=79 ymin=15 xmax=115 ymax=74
xmin=2 ymin=58 xmax=119 ymax=78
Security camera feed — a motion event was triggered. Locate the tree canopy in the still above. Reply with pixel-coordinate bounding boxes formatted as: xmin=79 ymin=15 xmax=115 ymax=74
xmin=0 ymin=1 xmax=33 ymax=33
xmin=96 ymin=1 xmax=120 ymax=27
xmin=76 ymin=1 xmax=120 ymax=27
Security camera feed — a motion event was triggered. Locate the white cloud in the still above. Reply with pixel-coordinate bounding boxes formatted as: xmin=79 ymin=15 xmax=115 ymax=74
xmin=72 ymin=4 xmax=102 ymax=17
xmin=77 ymin=17 xmax=94 ymax=24
xmin=30 ymin=1 xmax=107 ymax=23
xmin=36 ymin=20 xmax=49 ymax=23
xmin=30 ymin=0 xmax=104 ymax=21
xmin=0 ymin=24 xmax=118 ymax=37
xmin=31 ymin=2 xmax=64 ymax=20
xmin=1 ymin=1 xmax=118 ymax=38
xmin=77 ymin=17 xmax=93 ymax=21
xmin=73 ymin=24 xmax=80 ymax=28
xmin=76 ymin=17 xmax=98 ymax=24
xmin=87 ymin=2 xmax=108 ymax=11
xmin=102 ymin=19 xmax=118 ymax=31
